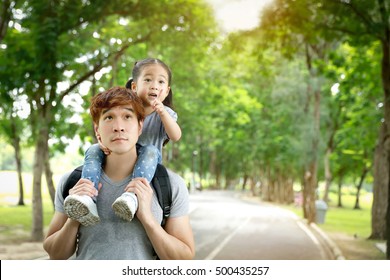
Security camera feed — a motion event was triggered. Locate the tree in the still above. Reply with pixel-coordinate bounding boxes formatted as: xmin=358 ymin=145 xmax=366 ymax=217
xmin=0 ymin=0 xmax=218 ymax=241
xmin=311 ymin=0 xmax=390 ymax=258
xmin=259 ymin=0 xmax=339 ymax=223
xmin=259 ymin=0 xmax=390 ymax=258
xmin=323 ymin=43 xmax=381 ymax=211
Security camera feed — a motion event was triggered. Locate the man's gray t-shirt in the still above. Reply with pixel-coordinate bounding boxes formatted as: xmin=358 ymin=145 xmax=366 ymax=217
xmin=137 ymin=106 xmax=177 ymax=153
xmin=55 ymin=169 xmax=189 ymax=260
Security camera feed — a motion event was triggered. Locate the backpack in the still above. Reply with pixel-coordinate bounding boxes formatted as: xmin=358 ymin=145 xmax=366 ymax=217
xmin=62 ymin=163 xmax=172 ymax=227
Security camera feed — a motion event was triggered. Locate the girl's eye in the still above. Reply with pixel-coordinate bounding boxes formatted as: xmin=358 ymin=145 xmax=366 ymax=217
xmin=159 ymin=80 xmax=166 ymax=84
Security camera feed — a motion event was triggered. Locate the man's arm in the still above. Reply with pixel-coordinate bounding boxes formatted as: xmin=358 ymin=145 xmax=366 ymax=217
xmin=43 ymin=177 xmax=96 ymax=260
xmin=126 ymin=177 xmax=195 ymax=260
xmin=43 ymin=212 xmax=79 ymax=259
xmin=142 ymin=215 xmax=195 ymax=260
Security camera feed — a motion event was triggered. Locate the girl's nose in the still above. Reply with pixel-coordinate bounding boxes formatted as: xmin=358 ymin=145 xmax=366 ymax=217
xmin=150 ymin=81 xmax=159 ymax=90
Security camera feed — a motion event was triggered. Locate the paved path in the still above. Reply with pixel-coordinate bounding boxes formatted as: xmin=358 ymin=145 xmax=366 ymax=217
xmin=190 ymin=190 xmax=336 ymax=260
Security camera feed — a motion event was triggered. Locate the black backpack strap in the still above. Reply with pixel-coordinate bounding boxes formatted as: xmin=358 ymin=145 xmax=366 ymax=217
xmin=151 ymin=164 xmax=172 ymax=227
xmin=62 ymin=165 xmax=83 ymax=199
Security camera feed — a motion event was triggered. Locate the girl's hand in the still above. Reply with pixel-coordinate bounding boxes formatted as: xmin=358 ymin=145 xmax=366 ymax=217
xmin=152 ymin=99 xmax=166 ymax=116
xmin=97 ymin=133 xmax=111 ymax=155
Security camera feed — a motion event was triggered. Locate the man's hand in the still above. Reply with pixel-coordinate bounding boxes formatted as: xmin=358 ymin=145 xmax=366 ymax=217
xmin=69 ymin=178 xmax=99 ymax=197
xmin=124 ymin=178 xmax=154 ymax=222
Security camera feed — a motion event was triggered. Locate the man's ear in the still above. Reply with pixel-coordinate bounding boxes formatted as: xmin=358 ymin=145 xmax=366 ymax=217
xmin=94 ymin=124 xmax=100 ymax=140
xmin=138 ymin=120 xmax=144 ymax=136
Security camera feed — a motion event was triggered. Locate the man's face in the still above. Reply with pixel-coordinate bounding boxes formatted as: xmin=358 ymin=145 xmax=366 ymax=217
xmin=94 ymin=105 xmax=142 ymax=155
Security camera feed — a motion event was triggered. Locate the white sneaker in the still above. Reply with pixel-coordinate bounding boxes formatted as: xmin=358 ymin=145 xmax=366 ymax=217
xmin=112 ymin=192 xmax=138 ymax=222
xmin=64 ymin=194 xmax=100 ymax=226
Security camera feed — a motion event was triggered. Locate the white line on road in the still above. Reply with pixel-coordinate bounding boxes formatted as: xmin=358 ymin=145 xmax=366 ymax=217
xmin=296 ymin=220 xmax=320 ymax=246
xmin=204 ymin=216 xmax=252 ymax=260
xmin=296 ymin=220 xmax=328 ymax=259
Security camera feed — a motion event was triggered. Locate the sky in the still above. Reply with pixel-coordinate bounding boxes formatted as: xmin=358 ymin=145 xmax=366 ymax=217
xmin=205 ymin=0 xmax=273 ymax=32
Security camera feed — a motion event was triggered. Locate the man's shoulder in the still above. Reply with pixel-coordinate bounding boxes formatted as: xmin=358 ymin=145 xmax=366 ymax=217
xmin=57 ymin=168 xmax=81 ymax=197
xmin=166 ymin=169 xmax=184 ymax=183
xmin=59 ymin=170 xmax=74 ymax=187
xmin=165 ymin=169 xmax=188 ymax=194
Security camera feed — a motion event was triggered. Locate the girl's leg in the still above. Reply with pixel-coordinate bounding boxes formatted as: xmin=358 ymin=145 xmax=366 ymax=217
xmin=64 ymin=144 xmax=103 ymax=226
xmin=112 ymin=145 xmax=161 ymax=222
xmin=134 ymin=145 xmax=161 ymax=182
xmin=82 ymin=144 xmax=105 ymax=198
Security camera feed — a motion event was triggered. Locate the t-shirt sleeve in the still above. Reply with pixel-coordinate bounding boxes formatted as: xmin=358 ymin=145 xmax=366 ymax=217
xmin=165 ymin=106 xmax=178 ymax=122
xmin=167 ymin=169 xmax=189 ymax=218
xmin=54 ymin=171 xmax=72 ymax=213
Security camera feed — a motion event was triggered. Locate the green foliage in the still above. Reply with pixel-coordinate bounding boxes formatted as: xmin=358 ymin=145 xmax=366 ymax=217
xmin=0 ymin=0 xmax=388 ymax=248
xmin=0 ymin=0 xmax=386 ymax=194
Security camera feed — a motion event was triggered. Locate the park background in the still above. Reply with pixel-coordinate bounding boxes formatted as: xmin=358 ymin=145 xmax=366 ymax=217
xmin=0 ymin=0 xmax=389 ymax=260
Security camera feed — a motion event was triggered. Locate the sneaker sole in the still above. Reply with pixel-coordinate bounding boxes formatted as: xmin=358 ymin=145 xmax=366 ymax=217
xmin=112 ymin=198 xmax=134 ymax=222
xmin=64 ymin=197 xmax=100 ymax=226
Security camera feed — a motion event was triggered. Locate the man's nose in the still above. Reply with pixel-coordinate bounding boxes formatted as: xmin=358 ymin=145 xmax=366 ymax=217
xmin=113 ymin=119 xmax=125 ymax=132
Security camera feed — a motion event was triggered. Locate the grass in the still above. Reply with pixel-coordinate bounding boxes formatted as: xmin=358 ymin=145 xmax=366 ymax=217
xmin=286 ymin=190 xmax=374 ymax=238
xmin=281 ymin=189 xmax=387 ymax=259
xmin=0 ymin=171 xmax=56 ymax=243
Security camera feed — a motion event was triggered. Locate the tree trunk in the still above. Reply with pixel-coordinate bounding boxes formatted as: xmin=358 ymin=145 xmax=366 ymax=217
xmin=11 ymin=119 xmax=25 ymax=206
xmin=31 ymin=129 xmax=46 ymax=242
xmin=354 ymin=166 xmax=369 ymax=210
xmin=337 ymin=174 xmax=343 ymax=208
xmin=323 ymin=147 xmax=332 ymax=203
xmin=250 ymin=176 xmax=257 ymax=197
xmin=370 ymin=123 xmax=388 ymax=239
xmin=302 ymin=43 xmax=321 ymax=223
xmin=0 ymin=0 xmax=11 ymax=43
xmin=215 ymin=158 xmax=221 ymax=189
xmin=242 ymin=174 xmax=248 ymax=191
xmin=44 ymin=142 xmax=55 ymax=207
xmin=303 ymin=163 xmax=317 ymax=223
xmin=262 ymin=166 xmax=271 ymax=201
xmin=303 ymin=86 xmax=320 ymax=223
xmin=198 ymin=140 xmax=204 ymax=190
xmin=379 ymin=32 xmax=390 ymax=259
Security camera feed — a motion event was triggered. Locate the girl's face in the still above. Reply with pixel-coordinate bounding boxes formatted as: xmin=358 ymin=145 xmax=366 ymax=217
xmin=131 ymin=64 xmax=170 ymax=106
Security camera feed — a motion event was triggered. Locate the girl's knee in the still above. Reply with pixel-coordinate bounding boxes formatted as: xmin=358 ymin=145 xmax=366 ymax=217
xmin=143 ymin=145 xmax=159 ymax=157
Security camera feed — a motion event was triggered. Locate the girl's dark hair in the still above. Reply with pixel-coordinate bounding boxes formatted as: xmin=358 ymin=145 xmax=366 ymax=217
xmin=125 ymin=58 xmax=174 ymax=109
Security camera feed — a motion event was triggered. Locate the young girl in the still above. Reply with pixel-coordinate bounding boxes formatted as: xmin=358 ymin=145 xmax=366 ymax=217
xmin=64 ymin=58 xmax=181 ymax=226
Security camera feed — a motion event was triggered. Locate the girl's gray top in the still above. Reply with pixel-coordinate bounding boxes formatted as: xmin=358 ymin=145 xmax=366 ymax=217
xmin=55 ymin=169 xmax=189 ymax=260
xmin=137 ymin=106 xmax=177 ymax=153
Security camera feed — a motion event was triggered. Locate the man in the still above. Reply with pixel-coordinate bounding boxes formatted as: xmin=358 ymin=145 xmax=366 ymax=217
xmin=43 ymin=87 xmax=195 ymax=260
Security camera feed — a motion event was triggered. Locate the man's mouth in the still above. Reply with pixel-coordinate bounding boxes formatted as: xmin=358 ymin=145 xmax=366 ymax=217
xmin=112 ymin=137 xmax=128 ymax=142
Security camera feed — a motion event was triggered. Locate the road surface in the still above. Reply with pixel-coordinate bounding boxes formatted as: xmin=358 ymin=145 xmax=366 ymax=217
xmin=189 ymin=190 xmax=333 ymax=260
